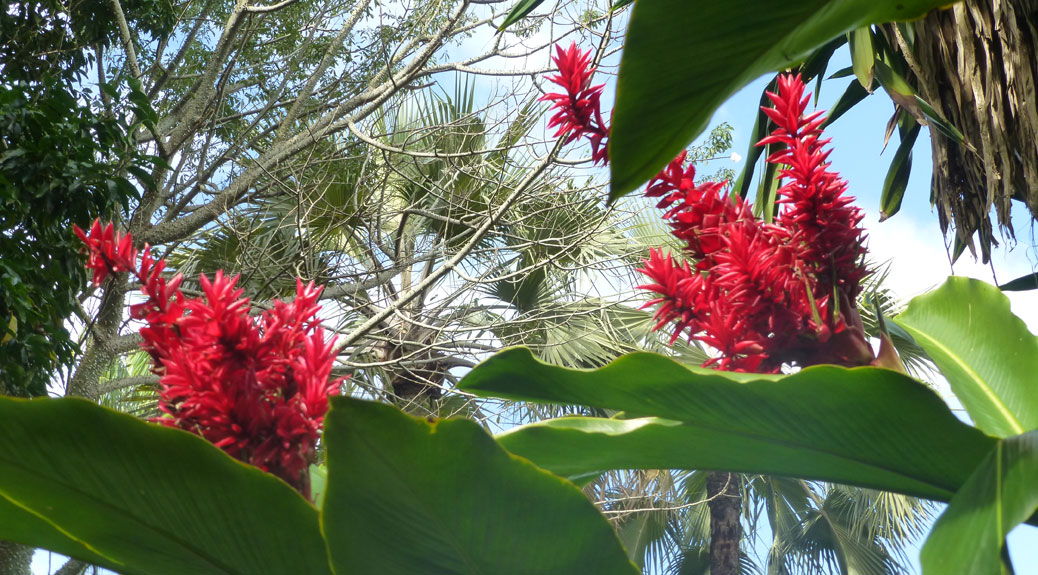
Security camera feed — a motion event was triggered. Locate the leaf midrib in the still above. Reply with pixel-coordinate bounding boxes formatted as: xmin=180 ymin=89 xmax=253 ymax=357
xmin=334 ymin=420 xmax=485 ymax=574
xmin=508 ymin=416 xmax=969 ymax=501
xmin=0 ymin=455 xmax=239 ymax=575
xmin=900 ymin=323 xmax=1025 ymax=436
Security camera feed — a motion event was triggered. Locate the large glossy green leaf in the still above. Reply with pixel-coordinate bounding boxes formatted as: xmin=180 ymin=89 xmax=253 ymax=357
xmin=608 ymin=0 xmax=954 ymax=201
xmin=460 ymin=348 xmax=995 ymax=501
xmin=320 ymin=397 xmax=638 ymax=575
xmin=0 ymin=494 xmax=117 ymax=571
xmin=894 ymin=277 xmax=1038 ymax=437
xmin=921 ymin=431 xmax=1038 ymax=574
xmin=0 ymin=397 xmax=330 ymax=575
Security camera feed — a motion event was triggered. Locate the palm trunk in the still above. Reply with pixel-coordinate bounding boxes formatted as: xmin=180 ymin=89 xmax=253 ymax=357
xmin=707 ymin=471 xmax=742 ymax=575
xmin=0 ymin=540 xmax=32 ymax=575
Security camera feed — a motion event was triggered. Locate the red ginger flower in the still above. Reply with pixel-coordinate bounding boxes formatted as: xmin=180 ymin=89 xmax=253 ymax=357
xmin=540 ymin=42 xmax=610 ymax=165
xmin=758 ymin=74 xmax=868 ymax=299
xmin=74 ymin=220 xmax=344 ymax=496
xmin=536 ymin=43 xmax=875 ymax=371
xmin=636 ymin=74 xmax=872 ymax=372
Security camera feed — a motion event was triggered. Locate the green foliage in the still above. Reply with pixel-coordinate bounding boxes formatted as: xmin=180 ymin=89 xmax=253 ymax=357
xmin=895 ymin=277 xmax=1038 ymax=438
xmin=460 ymin=348 xmax=991 ymax=501
xmin=459 ymin=276 xmax=1038 ymax=573
xmin=322 ymin=397 xmax=637 ymax=574
xmin=0 ymin=0 xmax=164 ymax=395
xmin=0 ymin=395 xmax=638 ymax=575
xmin=0 ymin=276 xmax=1033 ymax=573
xmin=0 ymin=79 xmax=144 ymax=395
xmin=921 ymin=431 xmax=1038 ymax=574
xmin=0 ymin=396 xmax=329 ymax=575
xmin=607 ymin=0 xmax=954 ymax=200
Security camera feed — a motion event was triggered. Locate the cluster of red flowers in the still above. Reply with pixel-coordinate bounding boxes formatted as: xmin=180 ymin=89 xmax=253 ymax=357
xmin=542 ymin=46 xmax=873 ymax=373
xmin=75 ymin=220 xmax=343 ymax=495
xmin=540 ymin=43 xmax=610 ymax=165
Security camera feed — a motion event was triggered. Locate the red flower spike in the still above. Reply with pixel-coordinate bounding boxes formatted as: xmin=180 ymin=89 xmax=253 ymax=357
xmin=74 ymin=220 xmax=139 ymax=285
xmin=540 ymin=42 xmax=610 ymax=165
xmin=75 ymin=219 xmax=344 ymax=497
xmin=633 ymin=73 xmax=874 ymax=373
xmin=758 ymin=73 xmax=869 ymax=300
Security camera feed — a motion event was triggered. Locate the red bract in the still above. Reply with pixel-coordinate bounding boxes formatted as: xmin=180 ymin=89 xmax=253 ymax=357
xmin=634 ymin=74 xmax=873 ymax=372
xmin=73 ymin=220 xmax=138 ymax=285
xmin=758 ymin=74 xmax=868 ymax=298
xmin=74 ymin=220 xmax=343 ymax=496
xmin=540 ymin=42 xmax=610 ymax=165
xmin=537 ymin=45 xmax=875 ymax=371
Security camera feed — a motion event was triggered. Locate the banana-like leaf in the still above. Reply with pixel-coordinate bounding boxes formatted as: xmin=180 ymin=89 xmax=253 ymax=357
xmin=608 ymin=0 xmax=953 ymax=201
xmin=0 ymin=397 xmax=330 ymax=575
xmin=0 ymin=494 xmax=116 ymax=571
xmin=460 ymin=348 xmax=994 ymax=501
xmin=921 ymin=431 xmax=1038 ymax=575
xmin=320 ymin=397 xmax=638 ymax=575
xmin=895 ymin=277 xmax=1038 ymax=438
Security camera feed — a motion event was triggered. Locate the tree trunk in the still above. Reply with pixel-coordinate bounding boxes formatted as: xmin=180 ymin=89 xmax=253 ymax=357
xmin=883 ymin=0 xmax=1038 ymax=262
xmin=54 ymin=558 xmax=88 ymax=575
xmin=707 ymin=471 xmax=742 ymax=575
xmin=0 ymin=540 xmax=32 ymax=575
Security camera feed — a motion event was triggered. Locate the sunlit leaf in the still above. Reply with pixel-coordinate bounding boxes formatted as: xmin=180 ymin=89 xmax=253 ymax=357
xmin=921 ymin=432 xmax=1038 ymax=575
xmin=895 ymin=277 xmax=1038 ymax=438
xmin=609 ymin=0 xmax=953 ymax=200
xmin=320 ymin=397 xmax=638 ymax=575
xmin=461 ymin=348 xmax=994 ymax=501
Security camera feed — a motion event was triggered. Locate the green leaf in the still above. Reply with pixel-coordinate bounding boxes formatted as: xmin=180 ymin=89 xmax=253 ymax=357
xmin=849 ymin=26 xmax=876 ymax=91
xmin=895 ymin=277 xmax=1038 ymax=438
xmin=608 ymin=0 xmax=953 ymax=201
xmin=0 ymin=397 xmax=330 ymax=575
xmin=998 ymin=272 xmax=1038 ymax=292
xmin=0 ymin=493 xmax=118 ymax=572
xmin=800 ymin=36 xmax=847 ymax=105
xmin=733 ymin=76 xmax=779 ymax=200
xmin=309 ymin=464 xmax=327 ymax=510
xmin=610 ymin=0 xmax=634 ymax=12
xmin=752 ymin=157 xmax=781 ymax=223
xmin=921 ymin=431 xmax=1038 ymax=575
xmin=873 ymin=59 xmax=915 ymax=98
xmin=498 ymin=0 xmax=543 ymax=31
xmin=879 ymin=118 xmax=920 ymax=221
xmin=460 ymin=348 xmax=994 ymax=501
xmin=320 ymin=397 xmax=638 ymax=575
xmin=828 ymin=66 xmax=856 ymax=79
xmin=914 ymin=95 xmax=966 ymax=144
